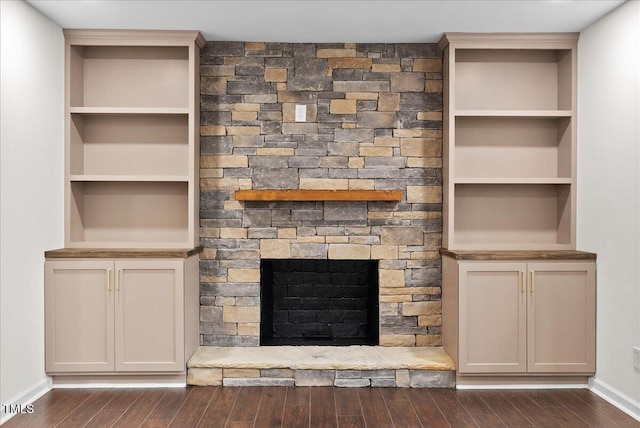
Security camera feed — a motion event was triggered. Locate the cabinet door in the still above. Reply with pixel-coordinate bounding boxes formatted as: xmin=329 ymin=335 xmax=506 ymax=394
xmin=458 ymin=262 xmax=527 ymax=373
xmin=527 ymin=262 xmax=596 ymax=373
xmin=45 ymin=260 xmax=114 ymax=372
xmin=114 ymin=260 xmax=184 ymax=371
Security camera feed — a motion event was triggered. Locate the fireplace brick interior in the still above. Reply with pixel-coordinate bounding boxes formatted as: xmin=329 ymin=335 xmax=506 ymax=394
xmin=199 ymin=42 xmax=443 ymax=347
xmin=260 ymin=259 xmax=379 ymax=345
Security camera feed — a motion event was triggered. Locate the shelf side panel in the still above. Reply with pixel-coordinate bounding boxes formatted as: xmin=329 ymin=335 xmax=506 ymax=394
xmin=443 ymin=45 xmax=453 ymax=249
xmin=69 ymin=46 xmax=85 ymax=108
xmin=556 ymin=185 xmax=573 ymax=247
xmin=557 ymin=49 xmax=574 ymax=111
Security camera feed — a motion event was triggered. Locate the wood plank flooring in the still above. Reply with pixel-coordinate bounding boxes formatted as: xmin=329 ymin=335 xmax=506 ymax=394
xmin=3 ymin=387 xmax=638 ymax=428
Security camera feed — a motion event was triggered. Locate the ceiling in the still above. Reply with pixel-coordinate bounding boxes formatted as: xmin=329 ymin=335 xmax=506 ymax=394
xmin=27 ymin=0 xmax=625 ymax=43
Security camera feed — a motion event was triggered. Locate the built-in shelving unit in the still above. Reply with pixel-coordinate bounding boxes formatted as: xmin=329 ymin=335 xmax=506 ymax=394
xmin=64 ymin=30 xmax=204 ymax=248
xmin=439 ymin=33 xmax=579 ymax=251
xmin=439 ymin=33 xmax=594 ymax=387
xmin=46 ymin=30 xmax=204 ymax=384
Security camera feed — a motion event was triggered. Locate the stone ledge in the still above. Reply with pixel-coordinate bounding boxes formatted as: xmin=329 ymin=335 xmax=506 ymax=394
xmin=188 ymin=345 xmax=455 ymax=371
xmin=223 ymin=377 xmax=294 ymax=387
xmin=187 ymin=346 xmax=455 ymax=388
xmin=188 ymin=367 xmax=454 ymax=388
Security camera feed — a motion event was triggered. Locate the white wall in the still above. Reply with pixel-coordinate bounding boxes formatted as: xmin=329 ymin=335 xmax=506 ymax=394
xmin=0 ymin=0 xmax=64 ymax=415
xmin=578 ymin=0 xmax=640 ymax=412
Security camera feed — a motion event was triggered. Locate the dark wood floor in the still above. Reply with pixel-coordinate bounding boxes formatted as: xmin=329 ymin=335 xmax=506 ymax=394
xmin=3 ymin=386 xmax=639 ymax=428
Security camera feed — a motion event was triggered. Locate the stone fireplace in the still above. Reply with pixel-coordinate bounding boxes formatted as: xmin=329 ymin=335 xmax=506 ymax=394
xmin=198 ymin=41 xmax=443 ymax=349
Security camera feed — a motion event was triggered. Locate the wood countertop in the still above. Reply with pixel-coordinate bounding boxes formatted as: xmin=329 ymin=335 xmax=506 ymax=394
xmin=45 ymin=247 xmax=202 ymax=259
xmin=440 ymin=249 xmax=597 ymax=261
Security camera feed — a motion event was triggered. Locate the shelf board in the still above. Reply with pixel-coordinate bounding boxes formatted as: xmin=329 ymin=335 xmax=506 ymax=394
xmin=70 ymin=175 xmax=189 ymax=182
xmin=455 ymin=110 xmax=573 ymax=118
xmin=45 ymin=247 xmax=202 ymax=259
xmin=235 ymin=189 xmax=403 ymax=202
xmin=440 ymin=248 xmax=596 ymax=261
xmin=69 ymin=107 xmax=190 ymax=115
xmin=454 ymin=177 xmax=573 ymax=185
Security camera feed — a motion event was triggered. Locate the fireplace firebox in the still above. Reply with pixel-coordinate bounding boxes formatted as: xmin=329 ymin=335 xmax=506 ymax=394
xmin=260 ymin=259 xmax=379 ymax=346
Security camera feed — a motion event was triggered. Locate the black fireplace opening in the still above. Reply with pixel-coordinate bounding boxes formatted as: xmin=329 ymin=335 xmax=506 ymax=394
xmin=260 ymin=259 xmax=379 ymax=346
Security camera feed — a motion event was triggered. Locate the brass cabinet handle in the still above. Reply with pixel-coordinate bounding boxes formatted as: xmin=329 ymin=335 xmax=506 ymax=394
xmin=107 ymin=268 xmax=111 ymax=291
xmin=116 ymin=269 xmax=122 ymax=291
xmin=530 ymin=270 xmax=535 ymax=293
xmin=520 ymin=270 xmax=525 ymax=293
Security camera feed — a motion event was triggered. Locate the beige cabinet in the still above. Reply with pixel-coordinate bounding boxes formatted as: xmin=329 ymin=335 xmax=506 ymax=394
xmin=458 ymin=262 xmax=527 ymax=373
xmin=114 ymin=260 xmax=184 ymax=371
xmin=526 ymin=262 xmax=596 ymax=373
xmin=45 ymin=255 xmax=199 ymax=374
xmin=443 ymin=253 xmax=596 ymax=378
xmin=45 ymin=260 xmax=115 ymax=372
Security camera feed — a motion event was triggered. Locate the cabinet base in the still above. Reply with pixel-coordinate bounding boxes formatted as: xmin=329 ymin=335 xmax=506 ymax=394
xmin=50 ymin=373 xmax=187 ymax=387
xmin=456 ymin=374 xmax=592 ymax=388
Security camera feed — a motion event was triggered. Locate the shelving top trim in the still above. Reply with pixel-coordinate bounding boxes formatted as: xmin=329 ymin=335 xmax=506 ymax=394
xmin=438 ymin=32 xmax=579 ymax=50
xmin=63 ymin=29 xmax=205 ymax=48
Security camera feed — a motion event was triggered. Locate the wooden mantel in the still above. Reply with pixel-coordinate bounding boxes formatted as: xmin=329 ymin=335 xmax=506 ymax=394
xmin=235 ymin=189 xmax=403 ymax=202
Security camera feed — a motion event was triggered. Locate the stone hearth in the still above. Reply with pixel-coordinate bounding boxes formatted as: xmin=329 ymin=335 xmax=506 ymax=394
xmin=187 ymin=346 xmax=455 ymax=387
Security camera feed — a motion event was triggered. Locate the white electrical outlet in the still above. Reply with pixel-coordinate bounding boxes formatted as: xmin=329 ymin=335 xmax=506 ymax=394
xmin=295 ymin=104 xmax=306 ymax=122
xmin=634 ymin=347 xmax=640 ymax=372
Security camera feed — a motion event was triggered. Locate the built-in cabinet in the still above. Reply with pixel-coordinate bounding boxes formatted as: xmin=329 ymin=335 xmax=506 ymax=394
xmin=45 ymin=255 xmax=199 ymax=374
xmin=450 ymin=258 xmax=595 ymax=374
xmin=439 ymin=33 xmax=596 ymax=385
xmin=45 ymin=30 xmax=203 ymax=383
xmin=442 ymin=252 xmax=597 ymax=381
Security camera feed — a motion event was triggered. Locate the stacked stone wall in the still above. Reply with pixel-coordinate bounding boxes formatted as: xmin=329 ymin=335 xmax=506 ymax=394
xmin=199 ymin=42 xmax=443 ymax=347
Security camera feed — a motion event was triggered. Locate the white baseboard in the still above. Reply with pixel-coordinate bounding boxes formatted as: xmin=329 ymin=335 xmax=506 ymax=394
xmin=0 ymin=377 xmax=52 ymax=425
xmin=456 ymin=383 xmax=590 ymax=390
xmin=590 ymin=378 xmax=640 ymax=422
xmin=51 ymin=382 xmax=186 ymax=389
